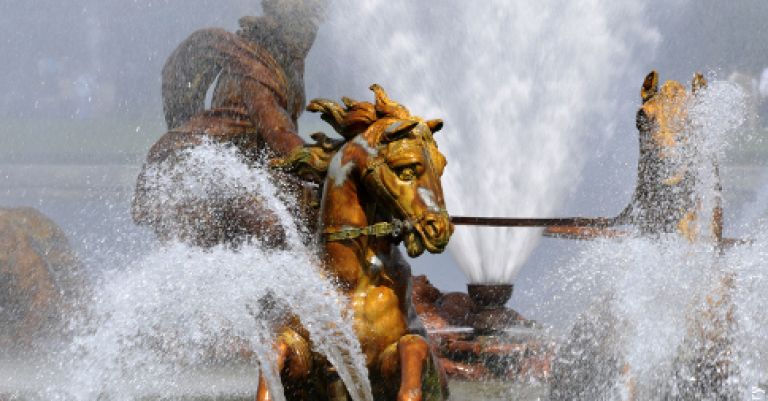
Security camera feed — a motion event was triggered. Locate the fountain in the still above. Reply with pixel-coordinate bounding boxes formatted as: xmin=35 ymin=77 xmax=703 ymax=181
xmin=316 ymin=0 xmax=661 ymax=287
xmin=466 ymin=284 xmax=515 ymax=335
xmin=3 ymin=1 xmax=768 ymax=401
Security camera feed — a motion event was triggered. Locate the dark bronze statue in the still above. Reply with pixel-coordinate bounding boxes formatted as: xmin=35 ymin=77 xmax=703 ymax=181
xmin=132 ymin=0 xmax=329 ymax=247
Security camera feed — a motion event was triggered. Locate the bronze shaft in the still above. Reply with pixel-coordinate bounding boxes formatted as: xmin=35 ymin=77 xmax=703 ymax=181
xmin=450 ymin=216 xmax=615 ymax=228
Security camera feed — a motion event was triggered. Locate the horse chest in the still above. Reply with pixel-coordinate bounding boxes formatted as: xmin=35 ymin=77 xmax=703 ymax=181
xmin=350 ymin=283 xmax=408 ymax=364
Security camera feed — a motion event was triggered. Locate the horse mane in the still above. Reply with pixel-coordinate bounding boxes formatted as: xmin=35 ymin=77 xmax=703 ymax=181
xmin=306 ymin=84 xmax=413 ymax=142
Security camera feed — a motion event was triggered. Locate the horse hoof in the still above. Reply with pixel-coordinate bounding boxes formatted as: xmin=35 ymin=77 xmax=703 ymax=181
xmin=397 ymin=388 xmax=422 ymax=401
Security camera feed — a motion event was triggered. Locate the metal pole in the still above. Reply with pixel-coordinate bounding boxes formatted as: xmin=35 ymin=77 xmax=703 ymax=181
xmin=449 ymin=216 xmax=615 ymax=228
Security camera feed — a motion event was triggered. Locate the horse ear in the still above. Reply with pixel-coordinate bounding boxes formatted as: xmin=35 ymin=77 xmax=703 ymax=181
xmin=692 ymin=72 xmax=707 ymax=94
xmin=307 ymin=98 xmax=346 ymax=131
xmin=341 ymin=97 xmax=359 ymax=108
xmin=641 ymin=70 xmax=659 ymax=103
xmin=427 ymin=119 xmax=443 ymax=134
xmin=370 ymin=84 xmax=411 ymax=119
xmin=382 ymin=119 xmax=419 ymax=142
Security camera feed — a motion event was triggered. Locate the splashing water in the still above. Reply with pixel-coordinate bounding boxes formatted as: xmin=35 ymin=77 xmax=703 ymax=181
xmin=23 ymin=143 xmax=372 ymax=401
xmin=318 ymin=0 xmax=660 ymax=283
xmin=135 ymin=140 xmax=306 ymax=245
xmin=543 ymin=82 xmax=768 ymax=400
xmin=549 ymin=235 xmax=746 ymax=400
xmin=688 ymin=80 xmax=750 ymax=240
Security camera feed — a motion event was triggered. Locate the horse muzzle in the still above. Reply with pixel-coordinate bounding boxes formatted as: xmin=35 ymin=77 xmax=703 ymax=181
xmin=413 ymin=212 xmax=453 ymax=254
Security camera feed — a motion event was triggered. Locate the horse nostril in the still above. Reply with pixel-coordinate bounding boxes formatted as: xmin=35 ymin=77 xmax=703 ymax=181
xmin=425 ymin=219 xmax=439 ymax=238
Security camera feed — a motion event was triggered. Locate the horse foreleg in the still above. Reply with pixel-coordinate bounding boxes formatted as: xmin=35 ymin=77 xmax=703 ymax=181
xmin=397 ymin=334 xmax=430 ymax=401
xmin=256 ymin=328 xmax=312 ymax=401
xmin=256 ymin=339 xmax=289 ymax=401
xmin=619 ymin=363 xmax=637 ymax=401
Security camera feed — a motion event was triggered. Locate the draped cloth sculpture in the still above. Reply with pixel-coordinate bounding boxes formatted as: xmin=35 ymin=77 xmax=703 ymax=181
xmin=132 ymin=0 xmax=328 ymax=247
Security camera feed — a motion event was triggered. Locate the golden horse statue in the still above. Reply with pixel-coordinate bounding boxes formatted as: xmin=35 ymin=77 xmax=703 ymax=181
xmin=550 ymin=71 xmax=736 ymax=401
xmin=258 ymin=85 xmax=453 ymax=401
xmin=616 ymin=70 xmax=722 ymax=241
xmin=545 ymin=70 xmax=722 ymax=242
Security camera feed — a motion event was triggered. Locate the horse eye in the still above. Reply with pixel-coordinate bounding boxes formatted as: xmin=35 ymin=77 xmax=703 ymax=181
xmin=395 ymin=166 xmax=417 ymax=181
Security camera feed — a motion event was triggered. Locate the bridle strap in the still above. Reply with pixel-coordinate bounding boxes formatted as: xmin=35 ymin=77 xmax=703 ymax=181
xmin=360 ymin=154 xmax=418 ymax=227
xmin=322 ymin=135 xmax=438 ymax=243
xmin=322 ymin=220 xmax=408 ymax=242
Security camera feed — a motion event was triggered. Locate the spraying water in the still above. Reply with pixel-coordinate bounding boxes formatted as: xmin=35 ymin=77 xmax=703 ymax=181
xmin=9 ymin=142 xmax=373 ymax=401
xmin=317 ymin=0 xmax=661 ymax=283
xmin=544 ymin=81 xmax=768 ymax=400
xmin=3 ymin=1 xmax=766 ymax=400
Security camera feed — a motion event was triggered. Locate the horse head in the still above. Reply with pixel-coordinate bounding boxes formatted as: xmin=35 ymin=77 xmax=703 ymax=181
xmin=632 ymin=70 xmax=722 ymax=240
xmin=309 ymin=84 xmax=453 ymax=257
xmin=637 ymin=70 xmax=707 ymax=158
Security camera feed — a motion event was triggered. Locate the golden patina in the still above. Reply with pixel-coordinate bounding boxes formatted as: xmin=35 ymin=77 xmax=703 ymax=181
xmin=259 ymin=85 xmax=453 ymax=401
xmin=622 ymin=70 xmax=722 ymax=241
xmin=544 ymin=70 xmax=723 ymax=243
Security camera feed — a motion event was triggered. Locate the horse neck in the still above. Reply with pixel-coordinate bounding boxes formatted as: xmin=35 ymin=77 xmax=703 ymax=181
xmin=319 ymin=147 xmax=368 ymax=282
xmin=318 ymin=149 xmax=392 ymax=289
xmin=320 ymin=175 xmax=369 ymax=234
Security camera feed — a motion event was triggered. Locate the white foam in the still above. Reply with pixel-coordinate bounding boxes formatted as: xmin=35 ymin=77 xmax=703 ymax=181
xmin=30 ymin=143 xmax=373 ymax=401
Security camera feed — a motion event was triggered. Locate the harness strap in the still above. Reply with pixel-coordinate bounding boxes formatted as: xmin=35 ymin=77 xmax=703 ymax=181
xmin=323 ymin=220 xmax=407 ymax=242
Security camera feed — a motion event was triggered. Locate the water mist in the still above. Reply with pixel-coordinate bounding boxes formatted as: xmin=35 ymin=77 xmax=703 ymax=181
xmin=14 ymin=143 xmax=373 ymax=401
xmin=545 ymin=81 xmax=768 ymax=400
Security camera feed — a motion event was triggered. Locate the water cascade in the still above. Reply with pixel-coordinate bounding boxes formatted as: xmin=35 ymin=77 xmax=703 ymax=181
xmin=545 ymin=80 xmax=761 ymax=399
xmin=26 ymin=143 xmax=373 ymax=401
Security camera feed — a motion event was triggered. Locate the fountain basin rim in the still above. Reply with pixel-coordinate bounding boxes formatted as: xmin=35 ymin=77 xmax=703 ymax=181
xmin=466 ymin=283 xmax=513 ymax=308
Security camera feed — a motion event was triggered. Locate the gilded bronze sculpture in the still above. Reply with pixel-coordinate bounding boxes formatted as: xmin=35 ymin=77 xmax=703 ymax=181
xmin=452 ymin=71 xmax=723 ymax=243
xmin=549 ymin=71 xmax=736 ymax=401
xmin=613 ymin=70 xmax=722 ymax=241
xmin=545 ymin=71 xmax=723 ymax=241
xmin=442 ymin=70 xmax=736 ymax=400
xmin=130 ymin=1 xmax=454 ymax=398
xmin=258 ymin=85 xmax=453 ymax=401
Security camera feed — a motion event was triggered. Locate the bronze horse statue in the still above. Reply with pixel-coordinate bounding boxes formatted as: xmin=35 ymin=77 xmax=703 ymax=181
xmin=614 ymin=70 xmax=722 ymax=241
xmin=550 ymin=72 xmax=735 ymax=401
xmin=258 ymin=85 xmax=453 ymax=401
xmin=543 ymin=70 xmax=722 ymax=242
